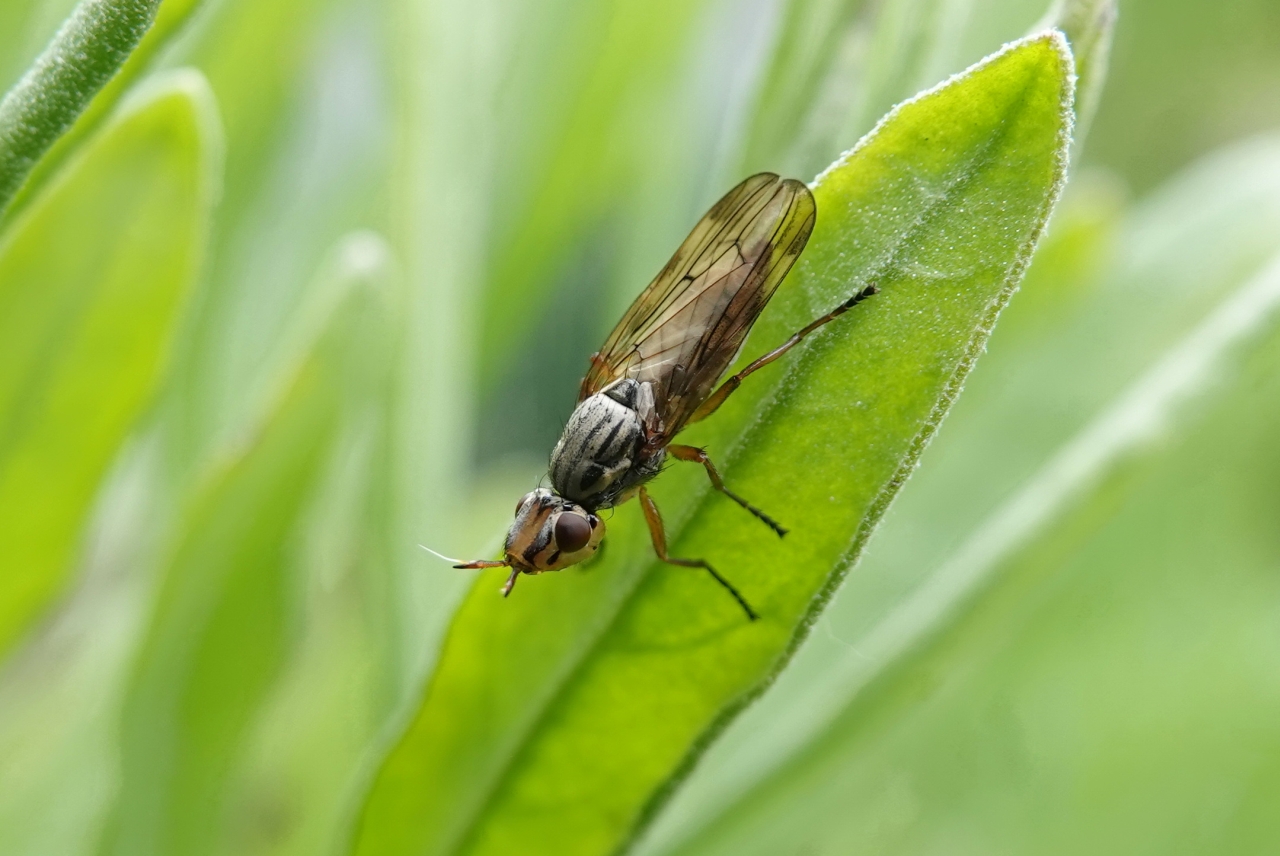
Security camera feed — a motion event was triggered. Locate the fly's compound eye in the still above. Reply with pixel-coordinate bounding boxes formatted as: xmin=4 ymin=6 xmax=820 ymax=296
xmin=514 ymin=497 xmax=525 ymax=516
xmin=554 ymin=513 xmax=592 ymax=553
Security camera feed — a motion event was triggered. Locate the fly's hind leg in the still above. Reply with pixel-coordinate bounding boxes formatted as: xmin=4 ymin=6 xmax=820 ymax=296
xmin=687 ymin=283 xmax=879 ymax=425
xmin=638 ymin=487 xmax=758 ymax=621
xmin=667 ymin=444 xmax=786 ymax=537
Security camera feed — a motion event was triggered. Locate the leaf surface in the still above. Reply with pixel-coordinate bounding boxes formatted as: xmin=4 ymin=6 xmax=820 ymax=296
xmin=663 ymin=243 xmax=1280 ymax=854
xmin=351 ymin=33 xmax=1074 ymax=856
xmin=100 ymin=238 xmax=395 ymax=856
xmin=0 ymin=72 xmax=216 ymax=659
xmin=639 ymin=133 xmax=1280 ymax=855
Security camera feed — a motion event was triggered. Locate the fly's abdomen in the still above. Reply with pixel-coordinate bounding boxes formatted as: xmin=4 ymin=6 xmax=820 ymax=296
xmin=550 ymin=392 xmax=644 ymax=507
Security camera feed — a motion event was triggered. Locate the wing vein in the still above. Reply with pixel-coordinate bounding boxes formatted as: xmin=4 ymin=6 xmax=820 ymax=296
xmin=578 ymin=174 xmax=816 ymax=440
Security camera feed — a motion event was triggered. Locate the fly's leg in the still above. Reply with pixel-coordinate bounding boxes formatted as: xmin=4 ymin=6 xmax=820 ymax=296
xmin=639 ymin=486 xmax=758 ymax=621
xmin=688 ymin=283 xmax=879 ymax=425
xmin=452 ymin=559 xmax=521 ymax=597
xmin=667 ymin=444 xmax=786 ymax=537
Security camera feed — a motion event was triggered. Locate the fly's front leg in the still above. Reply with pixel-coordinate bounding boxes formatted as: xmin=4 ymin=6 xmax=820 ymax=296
xmin=452 ymin=559 xmax=521 ymax=597
xmin=667 ymin=444 xmax=786 ymax=537
xmin=687 ymin=283 xmax=879 ymax=425
xmin=638 ymin=487 xmax=758 ymax=621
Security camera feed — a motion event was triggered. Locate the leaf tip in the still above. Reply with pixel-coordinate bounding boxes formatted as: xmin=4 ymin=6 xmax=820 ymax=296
xmin=117 ymin=67 xmax=225 ymax=216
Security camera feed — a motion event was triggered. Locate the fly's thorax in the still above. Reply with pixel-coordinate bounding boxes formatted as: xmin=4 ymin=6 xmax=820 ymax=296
xmin=504 ymin=488 xmax=604 ymax=573
xmin=549 ymin=383 xmax=646 ymax=505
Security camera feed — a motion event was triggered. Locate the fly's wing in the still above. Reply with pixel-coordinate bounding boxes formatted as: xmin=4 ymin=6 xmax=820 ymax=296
xmin=578 ymin=173 xmax=815 ymax=440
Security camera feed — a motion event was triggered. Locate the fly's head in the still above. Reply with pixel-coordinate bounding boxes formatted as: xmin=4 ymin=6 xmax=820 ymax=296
xmin=451 ymin=488 xmax=603 ymax=596
xmin=503 ymin=487 xmax=604 ymax=574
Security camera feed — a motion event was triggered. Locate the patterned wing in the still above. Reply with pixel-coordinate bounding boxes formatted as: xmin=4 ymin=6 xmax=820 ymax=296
xmin=578 ymin=173 xmax=816 ymax=440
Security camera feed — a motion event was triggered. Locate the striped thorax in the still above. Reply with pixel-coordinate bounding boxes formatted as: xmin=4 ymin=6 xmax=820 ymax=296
xmin=549 ymin=378 xmax=665 ymax=510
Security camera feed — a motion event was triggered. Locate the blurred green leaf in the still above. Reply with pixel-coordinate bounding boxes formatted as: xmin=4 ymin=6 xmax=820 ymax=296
xmin=478 ymin=0 xmax=719 ymax=386
xmin=0 ymin=1 xmax=75 ymax=90
xmin=100 ymin=236 xmax=395 ymax=856
xmin=0 ymin=71 xmax=217 ymax=660
xmin=1036 ymin=0 xmax=1115 ymax=148
xmin=350 ymin=33 xmax=1074 ymax=856
xmin=214 ymin=236 xmax=405 ymax=856
xmin=3 ymin=0 xmax=209 ymax=225
xmin=737 ymin=0 xmax=869 ymax=177
xmin=0 ymin=0 xmax=163 ymax=212
xmin=742 ymin=0 xmax=984 ymax=181
xmin=665 ymin=244 xmax=1280 ymax=855
xmin=171 ymin=0 xmax=363 ymax=466
xmin=1086 ymin=0 xmax=1280 ymax=193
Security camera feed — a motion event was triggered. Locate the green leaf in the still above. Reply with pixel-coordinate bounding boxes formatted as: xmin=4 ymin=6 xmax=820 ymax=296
xmin=477 ymin=0 xmax=720 ymax=385
xmin=737 ymin=0 xmax=870 ymax=177
xmin=641 ymin=133 xmax=1280 ymax=856
xmin=1036 ymin=0 xmax=1117 ymax=150
xmin=738 ymin=0 xmax=1092 ymax=191
xmin=739 ymin=0 xmax=988 ymax=193
xmin=99 ymin=235 xmax=395 ymax=856
xmin=0 ymin=71 xmax=217 ymax=660
xmin=660 ymin=243 xmax=1280 ymax=855
xmin=349 ymin=33 xmax=1074 ymax=856
xmin=166 ymin=0 xmax=355 ymax=464
xmin=0 ymin=0 xmax=163 ymax=213
xmin=1086 ymin=0 xmax=1280 ymax=194
xmin=2 ymin=0 xmax=209 ymax=226
xmin=0 ymin=1 xmax=67 ymax=90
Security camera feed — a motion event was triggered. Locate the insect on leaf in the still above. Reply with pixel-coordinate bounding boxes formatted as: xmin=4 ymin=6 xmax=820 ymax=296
xmin=350 ymin=32 xmax=1076 ymax=856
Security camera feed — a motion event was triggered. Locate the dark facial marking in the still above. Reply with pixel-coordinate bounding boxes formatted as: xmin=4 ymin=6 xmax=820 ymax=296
xmin=523 ymin=525 xmax=553 ymax=564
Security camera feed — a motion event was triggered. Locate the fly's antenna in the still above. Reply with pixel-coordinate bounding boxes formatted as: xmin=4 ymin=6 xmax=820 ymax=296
xmin=419 ymin=544 xmax=509 ymax=571
xmin=418 ymin=544 xmax=467 ymax=564
xmin=420 ymin=545 xmax=516 ymax=599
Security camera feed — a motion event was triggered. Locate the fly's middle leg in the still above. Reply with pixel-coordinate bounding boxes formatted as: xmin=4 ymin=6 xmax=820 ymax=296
xmin=667 ymin=444 xmax=786 ymax=537
xmin=687 ymin=282 xmax=879 ymax=425
xmin=638 ymin=487 xmax=758 ymax=621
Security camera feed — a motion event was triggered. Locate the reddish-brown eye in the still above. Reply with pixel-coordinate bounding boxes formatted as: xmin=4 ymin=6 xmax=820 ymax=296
xmin=514 ymin=497 xmax=525 ymax=516
xmin=554 ymin=513 xmax=591 ymax=553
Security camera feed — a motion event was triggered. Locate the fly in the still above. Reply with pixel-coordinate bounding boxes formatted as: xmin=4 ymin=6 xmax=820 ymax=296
xmin=451 ymin=173 xmax=876 ymax=620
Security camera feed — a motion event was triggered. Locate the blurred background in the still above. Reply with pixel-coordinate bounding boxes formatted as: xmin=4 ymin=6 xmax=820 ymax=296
xmin=1 ymin=0 xmax=1279 ymax=854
